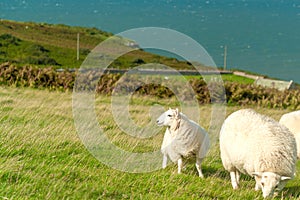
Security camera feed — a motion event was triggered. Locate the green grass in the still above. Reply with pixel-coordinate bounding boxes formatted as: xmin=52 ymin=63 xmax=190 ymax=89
xmin=0 ymin=34 xmax=85 ymax=68
xmin=0 ymin=86 xmax=300 ymax=199
xmin=180 ymin=74 xmax=254 ymax=84
xmin=221 ymin=74 xmax=255 ymax=84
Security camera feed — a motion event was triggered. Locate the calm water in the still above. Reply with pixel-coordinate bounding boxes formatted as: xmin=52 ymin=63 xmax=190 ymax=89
xmin=1 ymin=0 xmax=300 ymax=82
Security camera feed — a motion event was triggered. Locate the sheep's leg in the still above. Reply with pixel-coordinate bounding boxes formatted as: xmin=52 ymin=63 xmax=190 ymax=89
xmin=195 ymin=157 xmax=204 ymax=178
xmin=177 ymin=158 xmax=183 ymax=174
xmin=235 ymin=171 xmax=240 ymax=185
xmin=230 ymin=171 xmax=239 ymax=189
xmin=162 ymin=154 xmax=168 ymax=169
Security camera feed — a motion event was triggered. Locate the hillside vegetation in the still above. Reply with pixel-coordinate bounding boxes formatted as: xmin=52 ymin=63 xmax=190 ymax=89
xmin=0 ymin=19 xmax=206 ymax=70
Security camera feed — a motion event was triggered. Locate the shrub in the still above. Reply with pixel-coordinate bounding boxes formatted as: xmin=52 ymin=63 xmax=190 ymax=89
xmin=23 ymin=56 xmax=60 ymax=66
xmin=26 ymin=44 xmax=49 ymax=54
xmin=0 ymin=34 xmax=21 ymax=45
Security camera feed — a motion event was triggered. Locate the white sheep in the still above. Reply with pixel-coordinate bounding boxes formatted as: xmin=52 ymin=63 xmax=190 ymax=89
xmin=220 ymin=109 xmax=297 ymax=199
xmin=156 ymin=108 xmax=210 ymax=178
xmin=279 ymin=110 xmax=300 ymax=158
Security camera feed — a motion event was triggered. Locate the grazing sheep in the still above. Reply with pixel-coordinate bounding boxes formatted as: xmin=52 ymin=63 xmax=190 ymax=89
xmin=279 ymin=110 xmax=300 ymax=158
xmin=156 ymin=108 xmax=210 ymax=178
xmin=220 ymin=109 xmax=297 ymax=199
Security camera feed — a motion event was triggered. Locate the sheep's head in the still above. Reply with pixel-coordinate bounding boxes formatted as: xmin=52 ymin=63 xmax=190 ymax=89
xmin=253 ymin=172 xmax=292 ymax=198
xmin=156 ymin=108 xmax=180 ymax=130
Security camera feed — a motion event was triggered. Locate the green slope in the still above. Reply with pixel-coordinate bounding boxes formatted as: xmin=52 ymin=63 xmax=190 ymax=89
xmin=0 ymin=19 xmax=208 ymax=70
xmin=0 ymin=86 xmax=299 ymax=199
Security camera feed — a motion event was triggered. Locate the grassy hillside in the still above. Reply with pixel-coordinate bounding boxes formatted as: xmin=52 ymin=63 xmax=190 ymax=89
xmin=0 ymin=86 xmax=300 ymax=199
xmin=0 ymin=19 xmax=209 ymax=70
xmin=0 ymin=20 xmax=299 ymax=199
xmin=0 ymin=20 xmax=108 ymax=68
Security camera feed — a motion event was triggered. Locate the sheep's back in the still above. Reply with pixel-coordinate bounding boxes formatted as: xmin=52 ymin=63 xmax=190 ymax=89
xmin=280 ymin=110 xmax=300 ymax=135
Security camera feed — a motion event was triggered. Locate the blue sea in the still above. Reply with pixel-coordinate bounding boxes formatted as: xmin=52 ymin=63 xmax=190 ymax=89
xmin=1 ymin=0 xmax=300 ymax=82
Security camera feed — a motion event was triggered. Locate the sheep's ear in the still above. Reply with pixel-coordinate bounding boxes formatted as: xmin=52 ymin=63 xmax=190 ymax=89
xmin=175 ymin=108 xmax=179 ymax=117
xmin=252 ymin=172 xmax=262 ymax=177
xmin=281 ymin=176 xmax=292 ymax=181
xmin=169 ymin=107 xmax=172 ymax=110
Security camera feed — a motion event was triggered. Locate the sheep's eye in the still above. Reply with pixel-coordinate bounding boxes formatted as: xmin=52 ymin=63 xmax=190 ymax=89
xmin=167 ymin=115 xmax=172 ymax=117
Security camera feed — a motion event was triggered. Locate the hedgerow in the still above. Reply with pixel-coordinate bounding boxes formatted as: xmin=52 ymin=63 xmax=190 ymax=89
xmin=0 ymin=62 xmax=74 ymax=91
xmin=1 ymin=62 xmax=300 ymax=109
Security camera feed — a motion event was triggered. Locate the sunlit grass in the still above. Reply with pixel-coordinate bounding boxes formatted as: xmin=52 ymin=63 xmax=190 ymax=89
xmin=0 ymin=86 xmax=299 ymax=199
